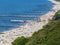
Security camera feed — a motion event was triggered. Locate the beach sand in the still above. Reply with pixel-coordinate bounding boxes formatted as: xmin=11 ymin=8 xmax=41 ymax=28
xmin=0 ymin=0 xmax=60 ymax=45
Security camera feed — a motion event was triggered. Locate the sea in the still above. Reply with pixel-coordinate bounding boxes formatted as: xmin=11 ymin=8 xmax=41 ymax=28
xmin=0 ymin=0 xmax=54 ymax=32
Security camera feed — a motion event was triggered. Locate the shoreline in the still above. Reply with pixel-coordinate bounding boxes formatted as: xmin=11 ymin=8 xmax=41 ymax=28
xmin=0 ymin=0 xmax=60 ymax=45
xmin=50 ymin=0 xmax=60 ymax=4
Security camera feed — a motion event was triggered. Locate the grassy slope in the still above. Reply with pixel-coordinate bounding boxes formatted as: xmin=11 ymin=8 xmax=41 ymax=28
xmin=25 ymin=20 xmax=60 ymax=45
xmin=12 ymin=36 xmax=28 ymax=45
xmin=54 ymin=10 xmax=60 ymax=17
xmin=12 ymin=10 xmax=60 ymax=45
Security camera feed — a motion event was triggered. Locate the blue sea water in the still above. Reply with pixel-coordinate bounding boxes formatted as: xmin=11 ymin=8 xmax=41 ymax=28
xmin=0 ymin=0 xmax=54 ymax=32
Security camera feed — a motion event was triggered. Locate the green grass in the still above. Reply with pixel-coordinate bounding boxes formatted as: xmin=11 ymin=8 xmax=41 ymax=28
xmin=12 ymin=36 xmax=28 ymax=45
xmin=12 ymin=10 xmax=60 ymax=45
xmin=54 ymin=10 xmax=60 ymax=17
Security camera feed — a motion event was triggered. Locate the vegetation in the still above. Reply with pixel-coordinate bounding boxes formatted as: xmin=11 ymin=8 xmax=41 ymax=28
xmin=12 ymin=36 xmax=28 ymax=45
xmin=54 ymin=10 xmax=60 ymax=17
xmin=12 ymin=10 xmax=60 ymax=45
xmin=53 ymin=10 xmax=60 ymax=20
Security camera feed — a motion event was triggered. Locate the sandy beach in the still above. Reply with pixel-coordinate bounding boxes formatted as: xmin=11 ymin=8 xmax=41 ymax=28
xmin=0 ymin=0 xmax=60 ymax=45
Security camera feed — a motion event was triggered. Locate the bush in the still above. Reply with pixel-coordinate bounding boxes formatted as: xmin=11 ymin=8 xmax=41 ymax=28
xmin=12 ymin=36 xmax=28 ymax=45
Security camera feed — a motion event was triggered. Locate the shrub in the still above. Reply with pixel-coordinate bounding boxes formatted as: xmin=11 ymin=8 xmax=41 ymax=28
xmin=12 ymin=36 xmax=28 ymax=45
